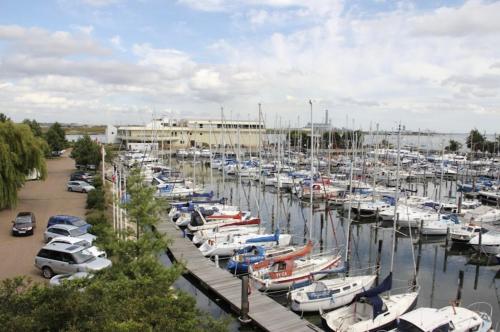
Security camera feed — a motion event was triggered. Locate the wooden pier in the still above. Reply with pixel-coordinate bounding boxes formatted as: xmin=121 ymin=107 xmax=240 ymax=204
xmin=156 ymin=220 xmax=322 ymax=332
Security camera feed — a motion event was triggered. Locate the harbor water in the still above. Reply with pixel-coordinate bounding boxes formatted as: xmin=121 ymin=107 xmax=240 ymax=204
xmin=170 ymin=160 xmax=499 ymax=330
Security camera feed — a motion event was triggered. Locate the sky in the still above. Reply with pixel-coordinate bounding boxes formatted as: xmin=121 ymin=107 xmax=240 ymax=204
xmin=0 ymin=0 xmax=500 ymax=132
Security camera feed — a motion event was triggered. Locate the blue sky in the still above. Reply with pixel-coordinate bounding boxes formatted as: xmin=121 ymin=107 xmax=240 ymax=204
xmin=1 ymin=0 xmax=500 ymax=132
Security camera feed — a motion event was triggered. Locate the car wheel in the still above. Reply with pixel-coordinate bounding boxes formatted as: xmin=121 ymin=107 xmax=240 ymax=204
xmin=46 ymin=237 xmax=52 ymax=243
xmin=68 ymin=187 xmax=73 ymax=192
xmin=82 ymin=189 xmax=87 ymax=193
xmin=42 ymin=266 xmax=54 ymax=279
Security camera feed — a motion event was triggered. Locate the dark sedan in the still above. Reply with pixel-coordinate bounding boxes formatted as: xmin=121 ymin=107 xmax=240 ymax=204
xmin=12 ymin=212 xmax=36 ymax=236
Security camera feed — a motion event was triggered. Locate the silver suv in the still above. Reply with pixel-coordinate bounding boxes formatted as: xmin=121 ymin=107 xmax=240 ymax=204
xmin=35 ymin=242 xmax=112 ymax=279
xmin=67 ymin=181 xmax=95 ymax=193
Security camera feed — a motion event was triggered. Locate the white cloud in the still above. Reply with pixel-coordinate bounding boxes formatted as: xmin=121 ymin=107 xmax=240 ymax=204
xmin=110 ymin=35 xmax=125 ymax=51
xmin=1 ymin=1 xmax=500 ymax=130
xmin=0 ymin=25 xmax=109 ymax=57
xmin=80 ymin=0 xmax=118 ymax=7
xmin=410 ymin=0 xmax=500 ymax=37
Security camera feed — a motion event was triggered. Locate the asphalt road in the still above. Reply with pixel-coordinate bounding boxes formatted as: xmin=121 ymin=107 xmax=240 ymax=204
xmin=0 ymin=153 xmax=87 ymax=281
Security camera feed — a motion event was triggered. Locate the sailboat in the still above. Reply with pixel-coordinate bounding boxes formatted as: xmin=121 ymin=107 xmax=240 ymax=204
xmin=226 ymin=241 xmax=313 ymax=274
xmin=321 ymin=124 xmax=419 ymax=332
xmin=289 ymin=151 xmax=377 ymax=313
xmin=250 ymin=101 xmax=342 ymax=292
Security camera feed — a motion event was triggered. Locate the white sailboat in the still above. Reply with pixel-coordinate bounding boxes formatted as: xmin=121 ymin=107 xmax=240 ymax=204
xmin=321 ymin=124 xmax=419 ymax=332
xmin=289 ymin=155 xmax=377 ymax=313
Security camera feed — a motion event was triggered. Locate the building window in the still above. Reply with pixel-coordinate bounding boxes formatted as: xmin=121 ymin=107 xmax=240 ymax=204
xmin=199 ymin=124 xmax=203 ymax=128
xmin=217 ymin=124 xmax=222 ymax=128
xmin=200 ymin=133 xmax=203 ymax=136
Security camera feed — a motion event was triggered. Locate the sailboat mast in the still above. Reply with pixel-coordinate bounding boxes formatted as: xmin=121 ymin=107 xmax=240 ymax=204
xmin=390 ymin=124 xmax=401 ymax=274
xmin=221 ymin=107 xmax=225 ymax=194
xmin=309 ymin=100 xmax=314 ymax=241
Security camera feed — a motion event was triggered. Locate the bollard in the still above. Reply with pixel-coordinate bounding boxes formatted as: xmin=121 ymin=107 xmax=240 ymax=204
xmin=445 ymin=226 xmax=450 ymax=248
xmin=458 ymin=196 xmax=462 ymax=215
xmin=215 ymin=255 xmax=219 ymax=268
xmin=239 ymin=275 xmax=252 ymax=324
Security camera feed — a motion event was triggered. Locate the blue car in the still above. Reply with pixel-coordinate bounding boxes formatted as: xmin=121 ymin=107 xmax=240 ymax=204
xmin=46 ymin=215 xmax=91 ymax=231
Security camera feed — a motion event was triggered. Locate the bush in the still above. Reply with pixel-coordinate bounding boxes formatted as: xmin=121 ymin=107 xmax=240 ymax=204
xmin=92 ymin=173 xmax=103 ymax=190
xmin=86 ymin=188 xmax=105 ymax=210
xmin=85 ymin=210 xmax=115 ymax=254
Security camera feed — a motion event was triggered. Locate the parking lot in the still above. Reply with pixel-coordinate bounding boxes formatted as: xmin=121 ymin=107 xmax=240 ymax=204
xmin=0 ymin=152 xmax=87 ymax=281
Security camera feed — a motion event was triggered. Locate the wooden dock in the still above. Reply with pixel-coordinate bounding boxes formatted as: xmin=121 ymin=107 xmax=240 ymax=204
xmin=156 ymin=220 xmax=322 ymax=332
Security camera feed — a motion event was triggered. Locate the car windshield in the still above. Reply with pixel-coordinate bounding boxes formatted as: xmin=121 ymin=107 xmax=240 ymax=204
xmin=75 ymin=240 xmax=91 ymax=247
xmin=15 ymin=221 xmax=31 ymax=227
xmin=72 ymin=250 xmax=95 ymax=264
xmin=69 ymin=227 xmax=87 ymax=237
xmin=72 ymin=219 xmax=87 ymax=227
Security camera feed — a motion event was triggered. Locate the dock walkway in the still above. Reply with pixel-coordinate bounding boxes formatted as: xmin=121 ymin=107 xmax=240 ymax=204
xmin=156 ymin=220 xmax=322 ymax=332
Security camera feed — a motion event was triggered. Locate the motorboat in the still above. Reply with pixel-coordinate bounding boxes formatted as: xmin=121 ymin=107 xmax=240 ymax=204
xmin=389 ymin=304 xmax=492 ymax=332
xmin=469 ymin=230 xmax=500 ymax=255
xmin=449 ymin=223 xmax=485 ymax=242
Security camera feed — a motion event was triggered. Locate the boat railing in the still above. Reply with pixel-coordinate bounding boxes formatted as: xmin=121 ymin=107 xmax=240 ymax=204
xmin=466 ymin=301 xmax=493 ymax=318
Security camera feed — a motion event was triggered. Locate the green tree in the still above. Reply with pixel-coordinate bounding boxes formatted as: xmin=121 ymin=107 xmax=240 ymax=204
xmin=0 ymin=113 xmax=10 ymax=122
xmin=22 ymin=119 xmax=43 ymax=137
xmin=0 ymin=255 xmax=228 ymax=332
xmin=445 ymin=139 xmax=462 ymax=152
xmin=0 ymin=121 xmax=47 ymax=208
xmin=466 ymin=128 xmax=486 ymax=151
xmin=123 ymin=167 xmax=165 ymax=239
xmin=45 ymin=122 xmax=67 ymax=153
xmin=71 ymin=134 xmax=101 ymax=167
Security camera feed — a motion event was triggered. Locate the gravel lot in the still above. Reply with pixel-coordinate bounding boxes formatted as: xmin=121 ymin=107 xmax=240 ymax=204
xmin=0 ymin=153 xmax=87 ymax=281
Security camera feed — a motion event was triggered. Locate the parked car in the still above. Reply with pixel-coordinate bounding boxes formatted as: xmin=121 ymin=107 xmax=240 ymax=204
xmin=67 ymin=181 xmax=95 ymax=193
xmin=70 ymin=173 xmax=93 ymax=183
xmin=48 ymin=236 xmax=106 ymax=258
xmin=44 ymin=224 xmax=96 ymax=244
xmin=35 ymin=243 xmax=111 ymax=278
xmin=49 ymin=272 xmax=93 ymax=286
xmin=11 ymin=212 xmax=36 ymax=236
xmin=47 ymin=215 xmax=91 ymax=231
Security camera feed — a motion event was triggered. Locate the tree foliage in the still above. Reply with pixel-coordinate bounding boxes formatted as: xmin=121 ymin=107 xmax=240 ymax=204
xmin=0 ymin=164 xmax=228 ymax=331
xmin=0 ymin=120 xmax=47 ymax=209
xmin=0 ymin=113 xmax=9 ymax=123
xmin=466 ymin=129 xmax=500 ymax=154
xmin=71 ymin=134 xmax=101 ymax=167
xmin=123 ymin=167 xmax=165 ymax=235
xmin=445 ymin=139 xmax=462 ymax=152
xmin=0 ymin=255 xmax=228 ymax=332
xmin=22 ymin=119 xmax=43 ymax=137
xmin=45 ymin=122 xmax=67 ymax=152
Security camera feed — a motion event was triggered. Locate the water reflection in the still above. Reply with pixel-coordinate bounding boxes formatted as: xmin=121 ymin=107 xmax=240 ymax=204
xmin=170 ymin=161 xmax=500 ymax=329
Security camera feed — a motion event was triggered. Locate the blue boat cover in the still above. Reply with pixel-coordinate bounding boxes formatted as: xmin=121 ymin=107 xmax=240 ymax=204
xmin=354 ymin=273 xmax=392 ymax=319
xmin=246 ymin=229 xmax=280 ymax=243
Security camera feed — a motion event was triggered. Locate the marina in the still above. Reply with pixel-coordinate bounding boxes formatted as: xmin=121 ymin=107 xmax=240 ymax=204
xmin=112 ymin=122 xmax=500 ymax=331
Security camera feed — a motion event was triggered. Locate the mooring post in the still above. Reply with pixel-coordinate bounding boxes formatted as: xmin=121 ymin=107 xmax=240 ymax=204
xmin=214 ymin=255 xmax=219 ymax=268
xmin=445 ymin=226 xmax=450 ymax=248
xmin=458 ymin=195 xmax=462 ymax=215
xmin=456 ymin=270 xmax=464 ymax=306
xmin=239 ymin=275 xmax=251 ymax=324
xmin=375 ymin=239 xmax=383 ymax=285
